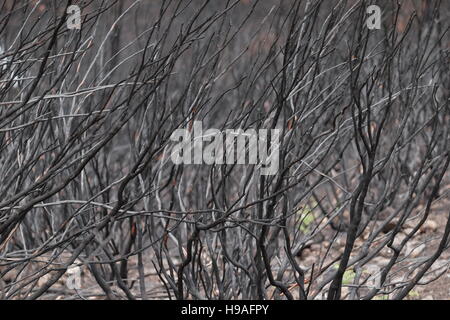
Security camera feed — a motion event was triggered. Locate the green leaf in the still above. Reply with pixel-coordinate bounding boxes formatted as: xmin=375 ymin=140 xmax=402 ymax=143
xmin=408 ymin=290 xmax=420 ymax=299
xmin=342 ymin=269 xmax=356 ymax=285
xmin=297 ymin=205 xmax=314 ymax=233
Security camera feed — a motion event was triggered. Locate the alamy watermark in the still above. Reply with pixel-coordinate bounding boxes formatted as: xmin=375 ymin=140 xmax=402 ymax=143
xmin=66 ymin=265 xmax=82 ymax=290
xmin=65 ymin=4 xmax=381 ymax=31
xmin=67 ymin=5 xmax=81 ymax=30
xmin=366 ymin=5 xmax=382 ymax=30
xmin=169 ymin=121 xmax=280 ymax=176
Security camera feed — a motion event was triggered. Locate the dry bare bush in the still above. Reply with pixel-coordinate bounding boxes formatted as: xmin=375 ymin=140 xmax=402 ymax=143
xmin=0 ymin=0 xmax=449 ymax=300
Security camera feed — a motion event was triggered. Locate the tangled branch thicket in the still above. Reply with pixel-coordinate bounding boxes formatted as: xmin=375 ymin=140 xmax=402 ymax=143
xmin=0 ymin=0 xmax=449 ymax=300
